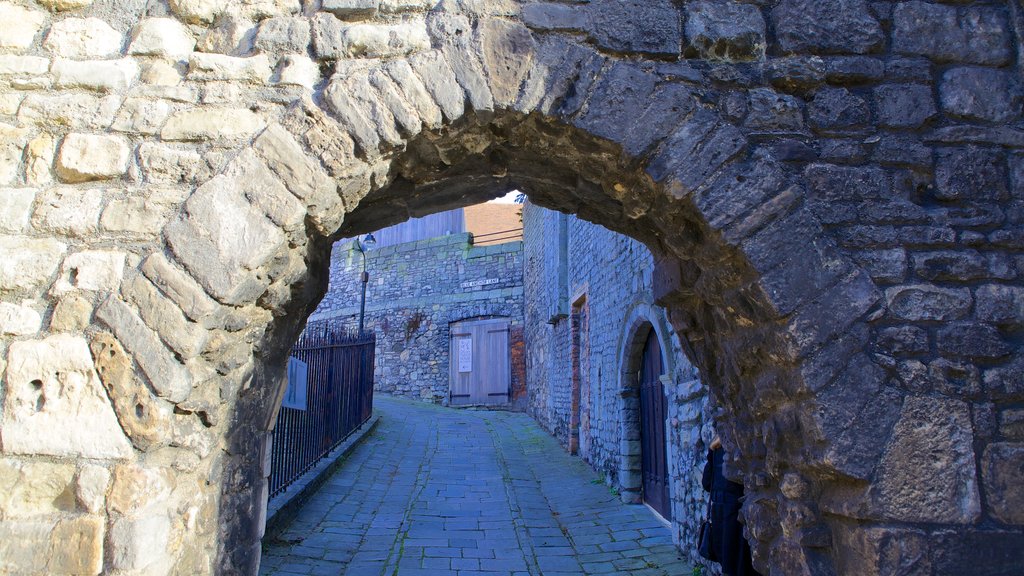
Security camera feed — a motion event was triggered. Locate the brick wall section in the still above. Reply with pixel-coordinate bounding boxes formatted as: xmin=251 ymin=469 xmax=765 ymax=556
xmin=313 ymin=234 xmax=525 ymax=405
xmin=523 ymin=202 xmax=712 ymax=550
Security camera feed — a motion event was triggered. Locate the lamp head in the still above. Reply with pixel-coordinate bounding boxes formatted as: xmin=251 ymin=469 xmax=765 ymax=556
xmin=362 ymin=233 xmax=376 ymax=250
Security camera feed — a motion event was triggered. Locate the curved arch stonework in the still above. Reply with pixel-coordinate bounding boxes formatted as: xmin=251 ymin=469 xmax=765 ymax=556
xmin=1 ymin=0 xmax=1021 ymax=574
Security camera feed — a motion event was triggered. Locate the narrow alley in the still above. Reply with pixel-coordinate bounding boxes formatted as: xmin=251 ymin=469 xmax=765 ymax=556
xmin=259 ymin=396 xmax=691 ymax=576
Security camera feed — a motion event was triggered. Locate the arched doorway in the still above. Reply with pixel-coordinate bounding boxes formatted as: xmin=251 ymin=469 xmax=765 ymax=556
xmin=639 ymin=330 xmax=670 ymax=521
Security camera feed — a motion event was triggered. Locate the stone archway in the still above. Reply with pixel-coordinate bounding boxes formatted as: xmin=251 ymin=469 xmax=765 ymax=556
xmin=1 ymin=1 xmax=1021 ymax=574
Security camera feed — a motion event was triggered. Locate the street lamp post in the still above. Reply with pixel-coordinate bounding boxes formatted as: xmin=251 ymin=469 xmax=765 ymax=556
xmin=356 ymin=233 xmax=376 ymax=335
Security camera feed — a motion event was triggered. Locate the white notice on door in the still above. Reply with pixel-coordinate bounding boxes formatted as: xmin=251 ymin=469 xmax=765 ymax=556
xmin=458 ymin=338 xmax=472 ymax=372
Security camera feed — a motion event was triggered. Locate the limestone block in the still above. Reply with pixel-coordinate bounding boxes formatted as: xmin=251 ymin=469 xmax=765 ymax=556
xmin=187 ymin=52 xmax=272 ymax=83
xmin=385 ymin=58 xmax=442 ymax=130
xmin=129 ymin=17 xmax=196 ymax=60
xmin=169 ymin=0 xmax=223 ymax=24
xmin=773 ymin=0 xmax=882 ymax=55
xmin=196 ymin=14 xmax=256 ymax=56
xmin=75 ymin=465 xmax=110 ymax=514
xmin=275 ymin=54 xmax=318 ymax=89
xmin=95 ymin=296 xmax=192 ymax=402
xmin=322 ymin=0 xmax=377 ymax=19
xmin=338 ymin=22 xmax=430 ymax=58
xmin=1 ymin=334 xmax=132 ymax=458
xmin=107 ymin=463 xmax=171 ymax=515
xmin=90 ymin=332 xmax=173 ymax=451
xmin=24 ymin=133 xmax=55 ymax=186
xmin=367 ymin=68 xmax=420 ymax=137
xmin=140 ymin=60 xmax=183 ymax=86
xmin=161 ymin=107 xmax=266 ymax=141
xmin=685 ymin=1 xmax=766 ymax=62
xmin=0 ymin=236 xmax=66 ymax=292
xmin=51 ymin=293 xmax=93 ymax=331
xmin=109 ymin=98 xmax=171 ymax=137
xmin=140 ymin=252 xmax=220 ymax=323
xmin=870 ymin=396 xmax=980 ymax=523
xmin=52 ymin=57 xmax=139 ymax=92
xmin=745 ymin=88 xmax=804 ymax=131
xmin=17 ymin=93 xmax=121 ymax=131
xmin=100 ymin=196 xmax=173 ymax=235
xmin=56 ymin=133 xmax=130 ymax=183
xmin=379 ymin=0 xmax=432 ymax=12
xmin=0 ymin=123 xmax=29 ymax=185
xmin=0 ymin=460 xmax=76 ymax=517
xmin=122 ymin=273 xmax=208 ymax=358
xmin=0 ymin=54 xmax=49 ymax=76
xmin=52 ymin=249 xmax=126 ymax=295
xmin=893 ymin=2 xmax=1012 ymax=66
xmin=885 ymin=284 xmax=972 ymax=321
xmin=37 ymin=0 xmax=93 ymax=10
xmin=164 ymin=174 xmax=285 ymax=303
xmin=138 ymin=142 xmax=210 ymax=184
xmin=0 ymin=93 xmax=22 ymax=114
xmin=940 ymin=67 xmax=1022 ymax=124
xmin=252 ymin=124 xmax=339 ymax=228
xmin=31 ymin=187 xmax=102 ymax=236
xmin=255 ymin=16 xmax=310 ymax=53
xmin=408 ymin=50 xmax=464 ymax=122
xmin=586 ymin=0 xmax=681 ymax=56
xmin=224 ymin=149 xmax=306 ymax=232
xmin=0 ymin=3 xmax=48 ymax=51
xmin=109 ymin=515 xmax=172 ymax=571
xmin=0 ymin=301 xmax=42 ymax=335
xmin=0 ymin=187 xmax=35 ymax=232
xmin=0 ymin=516 xmax=104 ymax=575
xmin=479 ymin=19 xmax=536 ymax=107
xmin=44 ymin=18 xmax=123 ymax=59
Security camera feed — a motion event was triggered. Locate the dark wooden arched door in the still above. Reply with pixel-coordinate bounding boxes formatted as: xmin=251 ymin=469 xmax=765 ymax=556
xmin=639 ymin=330 xmax=671 ymax=520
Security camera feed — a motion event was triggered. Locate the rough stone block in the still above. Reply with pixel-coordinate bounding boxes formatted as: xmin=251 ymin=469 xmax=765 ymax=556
xmin=56 ymin=133 xmax=130 ymax=183
xmin=367 ymin=68 xmax=421 ymax=137
xmin=975 ymin=284 xmax=1024 ymax=324
xmin=885 ymin=284 xmax=971 ymax=321
xmin=574 ymin=62 xmax=657 ymax=147
xmin=773 ymin=0 xmax=882 ymax=54
xmin=1 ymin=334 xmax=132 ymax=458
xmin=225 ymin=148 xmax=306 ymax=232
xmin=52 ymin=57 xmax=139 ymax=92
xmin=169 ymin=0 xmax=222 ymax=24
xmin=408 ymin=50 xmax=465 ymax=123
xmin=24 ymin=133 xmax=55 ymax=185
xmin=940 ymin=67 xmax=1021 ymax=123
xmin=140 ymin=252 xmax=219 ymax=323
xmin=870 ymin=396 xmax=980 ymax=523
xmin=127 ymin=18 xmax=194 ymax=61
xmin=89 ymin=332 xmax=173 ymax=451
xmin=685 ymin=1 xmax=765 ymax=62
xmin=164 ymin=175 xmax=285 ymax=304
xmin=522 ymin=2 xmax=589 ymax=31
xmin=196 ymin=13 xmax=255 ymax=55
xmin=647 ymin=109 xmax=746 ymax=197
xmin=74 ymin=465 xmax=109 ymax=514
xmin=43 ymin=17 xmax=122 ymax=59
xmin=188 ymin=53 xmax=272 ymax=83
xmin=255 ymin=16 xmax=310 ymax=54
xmin=111 ymin=98 xmax=172 ymax=136
xmin=834 ymin=526 xmax=931 ymax=576
xmin=808 ymin=87 xmax=870 ymax=131
xmin=586 ymin=0 xmax=681 ymax=56
xmin=17 ymin=93 xmax=121 ymax=130
xmin=893 ymin=2 xmax=1012 ymax=66
xmin=0 ymin=3 xmax=48 ymax=51
xmin=0 ymin=187 xmax=35 ymax=232
xmin=0 ymin=460 xmax=76 ymax=517
xmin=161 ymin=107 xmax=266 ymax=141
xmin=122 ymin=272 xmax=208 ymax=359
xmin=0 ymin=236 xmax=66 ymax=292
xmin=480 ymin=18 xmax=536 ymax=108
xmin=50 ymin=294 xmax=93 ymax=332
xmin=37 ymin=0 xmax=93 ymax=10
xmin=51 ymin=249 xmax=126 ymax=295
xmin=275 ymin=54 xmax=319 ymax=90
xmin=937 ymin=322 xmax=1011 ymax=360
xmin=109 ymin=515 xmax=172 ymax=571
xmin=0 ymin=54 xmax=49 ymax=76
xmin=321 ymin=0 xmax=377 ymax=20
xmin=0 ymin=123 xmax=28 ymax=185
xmin=0 ymin=301 xmax=41 ymax=336
xmin=874 ymin=84 xmax=936 ymax=128
xmin=95 ymin=296 xmax=192 ymax=402
xmin=745 ymin=88 xmax=804 ymax=131
xmin=935 ymin=146 xmax=1008 ymax=202
xmin=138 ymin=142 xmax=210 ymax=184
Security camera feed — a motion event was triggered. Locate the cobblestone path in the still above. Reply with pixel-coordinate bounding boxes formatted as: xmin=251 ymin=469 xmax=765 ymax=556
xmin=260 ymin=395 xmax=691 ymax=576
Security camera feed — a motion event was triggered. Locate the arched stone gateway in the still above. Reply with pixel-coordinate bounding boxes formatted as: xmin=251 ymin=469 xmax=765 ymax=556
xmin=0 ymin=0 xmax=1021 ymax=574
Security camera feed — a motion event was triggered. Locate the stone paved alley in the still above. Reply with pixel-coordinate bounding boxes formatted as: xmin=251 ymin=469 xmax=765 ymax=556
xmin=260 ymin=396 xmax=691 ymax=576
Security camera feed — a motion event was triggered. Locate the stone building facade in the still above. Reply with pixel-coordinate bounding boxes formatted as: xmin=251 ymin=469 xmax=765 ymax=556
xmin=523 ymin=202 xmax=711 ymax=553
xmin=312 ymin=233 xmax=526 ymax=404
xmin=0 ymin=0 xmax=1021 ymax=573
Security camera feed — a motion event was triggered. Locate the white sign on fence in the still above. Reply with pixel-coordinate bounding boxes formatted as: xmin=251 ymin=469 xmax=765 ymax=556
xmin=457 ymin=338 xmax=473 ymax=372
xmin=283 ymin=357 xmax=308 ymax=410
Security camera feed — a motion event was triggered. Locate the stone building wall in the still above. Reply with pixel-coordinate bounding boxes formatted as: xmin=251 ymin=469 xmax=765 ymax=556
xmin=523 ymin=202 xmax=712 ymax=553
xmin=312 ymin=233 xmax=526 ymax=405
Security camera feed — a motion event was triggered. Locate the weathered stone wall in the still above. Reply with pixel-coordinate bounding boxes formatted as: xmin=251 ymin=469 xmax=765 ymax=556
xmin=523 ymin=202 xmax=712 ymax=559
xmin=311 ymin=233 xmax=525 ymax=404
xmin=0 ymin=0 xmax=1021 ymax=573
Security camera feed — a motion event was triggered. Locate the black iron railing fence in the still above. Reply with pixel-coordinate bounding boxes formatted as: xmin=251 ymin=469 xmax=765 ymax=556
xmin=269 ymin=320 xmax=375 ymax=498
xmin=472 ymin=227 xmax=523 ymax=246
